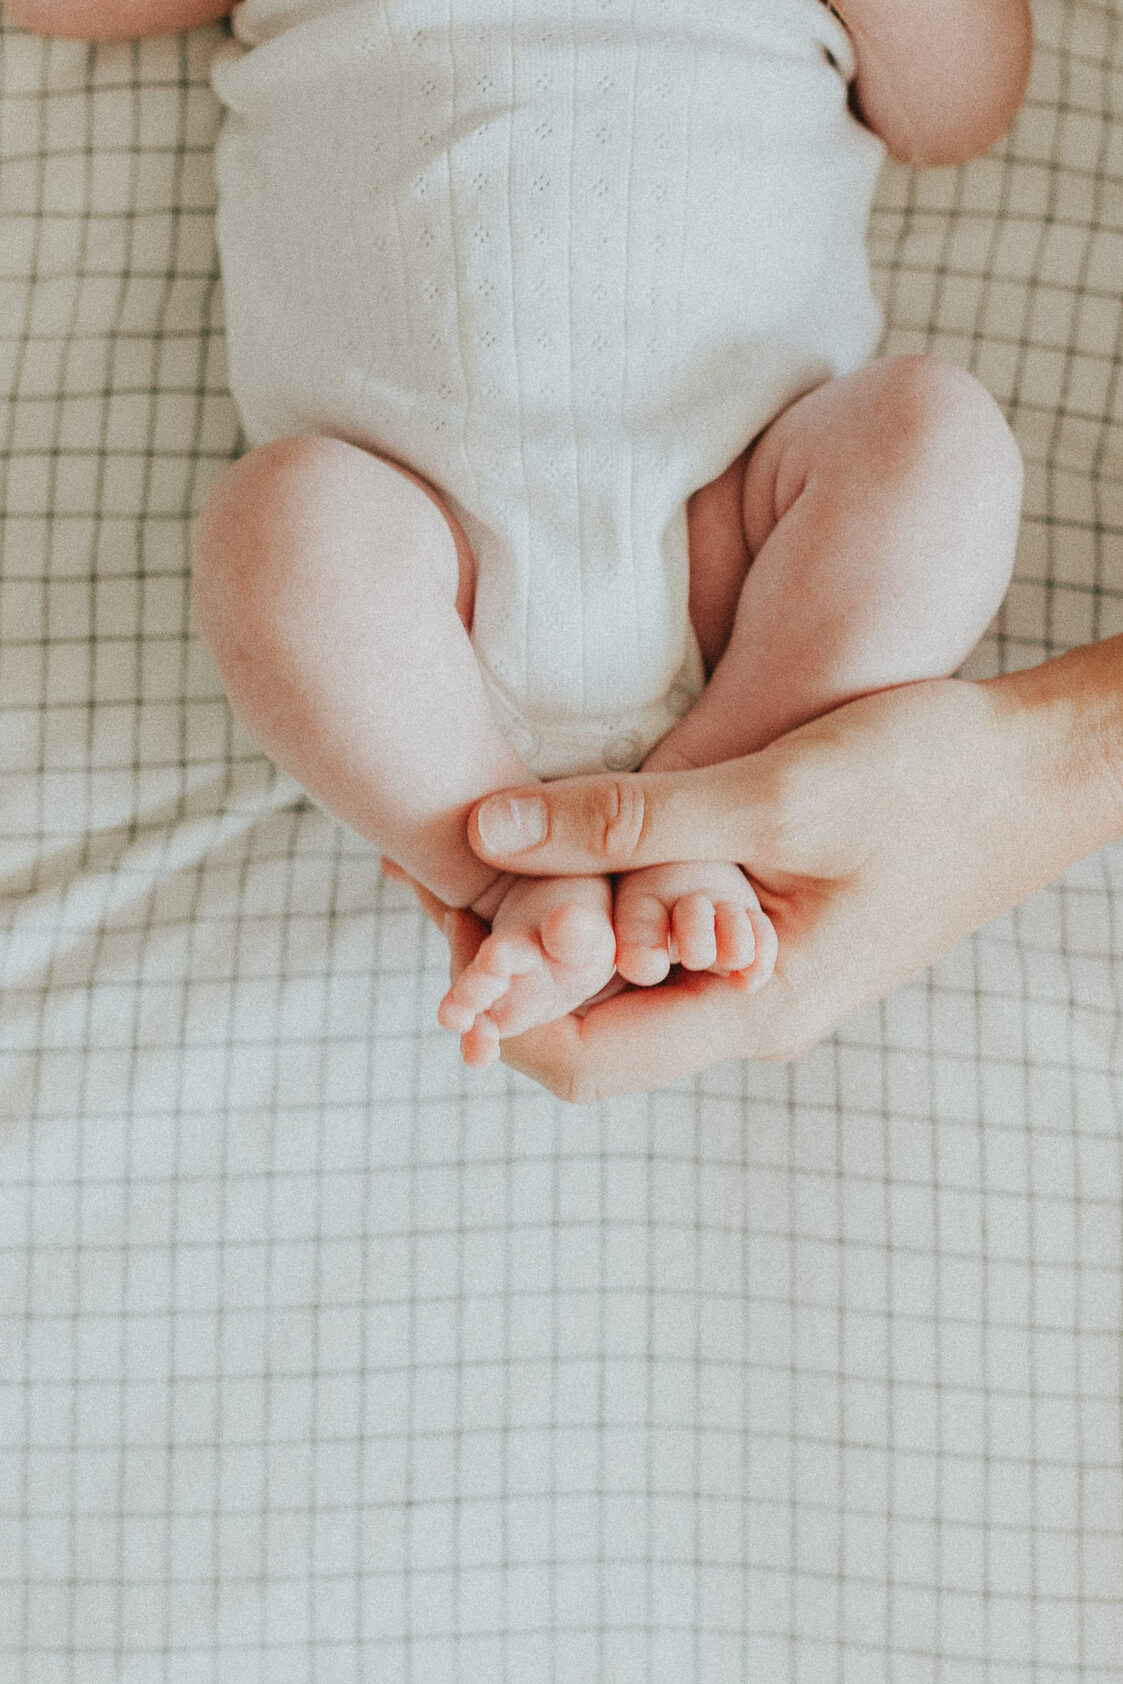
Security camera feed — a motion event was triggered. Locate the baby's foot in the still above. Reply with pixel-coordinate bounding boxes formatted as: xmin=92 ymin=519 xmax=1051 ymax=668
xmin=438 ymin=874 xmax=616 ymax=1068
xmin=613 ymin=859 xmax=777 ymax=989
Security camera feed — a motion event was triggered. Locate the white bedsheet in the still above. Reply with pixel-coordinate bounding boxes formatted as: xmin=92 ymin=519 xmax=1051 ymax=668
xmin=1 ymin=4 xmax=1121 ymax=1678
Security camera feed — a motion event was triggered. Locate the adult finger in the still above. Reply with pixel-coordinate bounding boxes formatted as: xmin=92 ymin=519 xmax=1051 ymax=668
xmin=380 ymin=855 xmax=768 ymax=1096
xmin=468 ymin=760 xmax=769 ymax=876
xmin=500 ymin=969 xmax=783 ymax=1102
xmin=381 ymin=858 xmax=456 ymax=931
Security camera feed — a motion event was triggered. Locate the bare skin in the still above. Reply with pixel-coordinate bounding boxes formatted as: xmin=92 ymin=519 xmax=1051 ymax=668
xmin=437 ymin=354 xmax=1024 ymax=1061
xmin=9 ymin=0 xmax=1036 ymax=1078
xmin=5 ymin=0 xmax=1034 ymax=161
xmin=429 ymin=636 xmax=1123 ymax=1102
xmin=190 ymin=356 xmax=1022 ymax=1065
xmin=187 ymin=432 xmax=780 ymax=1068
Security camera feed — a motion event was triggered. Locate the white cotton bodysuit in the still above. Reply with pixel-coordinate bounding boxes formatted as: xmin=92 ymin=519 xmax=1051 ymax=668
xmin=210 ymin=0 xmax=885 ymax=778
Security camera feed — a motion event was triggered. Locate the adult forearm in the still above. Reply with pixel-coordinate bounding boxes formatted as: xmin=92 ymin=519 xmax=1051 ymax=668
xmin=3 ymin=0 xmax=230 ymax=38
xmin=988 ymin=635 xmax=1123 ymax=885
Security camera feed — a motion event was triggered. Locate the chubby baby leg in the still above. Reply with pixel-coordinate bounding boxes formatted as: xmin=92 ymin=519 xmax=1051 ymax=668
xmin=192 ymin=436 xmax=524 ymax=908
xmin=663 ymin=354 xmax=1023 ymax=767
xmin=615 ymin=355 xmax=1023 ymax=986
xmin=192 ymin=436 xmax=617 ymax=1065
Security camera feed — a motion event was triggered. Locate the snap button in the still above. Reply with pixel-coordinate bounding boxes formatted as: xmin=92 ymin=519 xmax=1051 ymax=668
xmin=603 ymin=734 xmax=641 ymax=771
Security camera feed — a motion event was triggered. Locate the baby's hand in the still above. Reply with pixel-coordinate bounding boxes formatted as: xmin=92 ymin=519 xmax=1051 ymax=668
xmin=612 ymin=860 xmax=777 ymax=990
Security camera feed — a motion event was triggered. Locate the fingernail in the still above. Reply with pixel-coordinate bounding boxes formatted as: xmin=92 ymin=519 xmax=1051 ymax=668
xmin=476 ymin=794 xmax=546 ymax=854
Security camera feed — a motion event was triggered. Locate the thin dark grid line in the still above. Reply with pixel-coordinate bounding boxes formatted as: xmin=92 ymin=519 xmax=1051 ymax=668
xmin=215 ymin=797 xmax=270 ymax=1680
xmin=735 ymin=1080 xmax=750 ymax=1684
xmin=826 ymin=1029 xmax=845 ymax=1663
xmin=6 ymin=1485 xmax=1116 ymax=1531
xmin=689 ymin=1084 xmax=702 ymax=1684
xmin=1042 ymin=5 xmax=1090 ymax=658
xmin=4 ymin=1086 xmax=1122 ymax=1155
xmin=38 ymin=41 xmax=102 ymax=1684
xmin=595 ymin=1100 xmax=608 ymax=1684
xmin=5 ymin=43 xmax=56 ymax=1684
xmin=105 ymin=454 xmax=150 ymax=1684
xmin=965 ymin=935 xmax=1003 ymax=1673
xmin=547 ymin=1074 xmax=561 ymax=1684
xmin=1014 ymin=907 xmax=1044 ymax=1681
xmin=784 ymin=1064 xmax=797 ymax=1684
xmin=1070 ymin=1036 xmax=1091 ymax=1679
xmin=2 ymin=3 xmax=1123 ymax=1679
xmin=0 ymin=1118 xmax=1117 ymax=1185
xmin=164 ymin=844 xmax=213 ymax=1683
xmin=878 ymin=993 xmax=902 ymax=1672
xmin=0 ymin=1628 xmax=1112 ymax=1662
xmin=498 ymin=970 xmax=514 ymax=1683
xmin=448 ymin=989 xmax=465 ymax=1678
xmin=402 ymin=864 xmax=425 ymax=1684
xmin=355 ymin=870 xmax=386 ymax=1673
xmin=1088 ymin=17 xmax=1123 ymax=647
xmin=303 ymin=837 xmax=339 ymax=1684
xmin=643 ymin=1090 xmax=655 ymax=1684
xmin=2 ymin=1325 xmax=1111 ymax=1383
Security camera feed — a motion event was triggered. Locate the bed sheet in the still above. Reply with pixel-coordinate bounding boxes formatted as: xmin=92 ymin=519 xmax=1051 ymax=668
xmin=1 ymin=2 xmax=1121 ymax=1678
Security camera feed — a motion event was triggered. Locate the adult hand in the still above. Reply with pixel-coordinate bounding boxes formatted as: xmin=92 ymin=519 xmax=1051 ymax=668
xmin=453 ymin=649 xmax=1123 ymax=1101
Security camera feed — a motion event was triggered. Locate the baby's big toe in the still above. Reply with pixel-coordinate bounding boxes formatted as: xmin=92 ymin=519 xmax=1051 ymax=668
xmin=540 ymin=901 xmax=617 ymax=974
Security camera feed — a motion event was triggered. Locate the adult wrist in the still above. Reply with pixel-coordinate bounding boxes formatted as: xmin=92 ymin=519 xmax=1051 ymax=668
xmin=985 ymin=634 xmax=1123 ymax=873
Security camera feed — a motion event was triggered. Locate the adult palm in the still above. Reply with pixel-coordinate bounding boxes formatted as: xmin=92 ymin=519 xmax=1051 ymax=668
xmin=400 ymin=653 xmax=1123 ymax=1101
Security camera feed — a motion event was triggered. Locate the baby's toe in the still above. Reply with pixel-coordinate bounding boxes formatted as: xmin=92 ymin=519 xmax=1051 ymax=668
xmin=438 ymin=966 xmax=502 ymax=1030
xmin=437 ymin=994 xmax=475 ymax=1033
xmin=438 ymin=976 xmax=490 ymax=1033
xmin=731 ymin=900 xmax=778 ymax=989
xmin=671 ymin=893 xmax=719 ymax=971
xmin=540 ymin=901 xmax=617 ymax=973
xmin=461 ymin=1015 xmax=501 ymax=1069
xmin=714 ymin=900 xmax=756 ymax=973
xmin=479 ymin=931 xmax=542 ymax=981
xmin=436 ymin=931 xmax=537 ymax=1032
xmin=614 ymin=891 xmax=671 ymax=986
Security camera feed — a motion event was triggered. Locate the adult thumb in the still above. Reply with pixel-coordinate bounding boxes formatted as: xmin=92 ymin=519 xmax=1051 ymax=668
xmin=468 ymin=762 xmax=759 ymax=875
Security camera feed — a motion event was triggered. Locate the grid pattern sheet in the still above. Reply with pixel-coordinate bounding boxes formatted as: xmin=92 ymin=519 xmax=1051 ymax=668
xmin=0 ymin=4 xmax=1121 ymax=1681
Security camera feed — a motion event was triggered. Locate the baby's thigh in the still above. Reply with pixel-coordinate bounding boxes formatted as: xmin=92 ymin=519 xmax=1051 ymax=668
xmin=375 ymin=451 xmax=478 ymax=630
xmin=685 ymin=444 xmax=755 ymax=672
xmin=192 ymin=435 xmax=478 ymax=642
xmin=740 ymin=356 xmax=1024 ymax=556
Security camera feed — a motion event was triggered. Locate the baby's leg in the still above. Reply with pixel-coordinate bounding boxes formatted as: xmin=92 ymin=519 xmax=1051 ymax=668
xmin=192 ymin=437 xmax=615 ymax=1064
xmin=615 ymin=355 xmax=1023 ymax=983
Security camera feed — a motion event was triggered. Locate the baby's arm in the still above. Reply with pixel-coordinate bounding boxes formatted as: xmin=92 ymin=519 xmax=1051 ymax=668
xmin=834 ymin=0 xmax=1033 ymax=165
xmin=3 ymin=0 xmax=231 ymax=37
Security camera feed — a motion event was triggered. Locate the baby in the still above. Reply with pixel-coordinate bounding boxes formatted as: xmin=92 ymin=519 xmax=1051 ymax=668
xmin=11 ymin=0 xmax=1032 ymax=1069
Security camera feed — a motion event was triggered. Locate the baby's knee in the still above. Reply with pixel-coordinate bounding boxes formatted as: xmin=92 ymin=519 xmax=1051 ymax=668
xmin=192 ymin=436 xmax=339 ymax=657
xmin=193 ymin=434 xmax=467 ymax=661
xmin=875 ymin=355 xmax=1024 ymax=512
xmin=871 ymin=357 xmax=1024 ymax=610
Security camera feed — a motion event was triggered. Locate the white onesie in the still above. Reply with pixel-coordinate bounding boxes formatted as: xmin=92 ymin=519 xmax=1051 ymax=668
xmin=211 ymin=0 xmax=884 ymax=777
